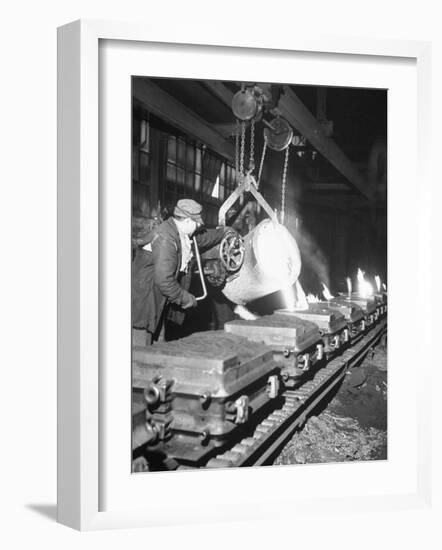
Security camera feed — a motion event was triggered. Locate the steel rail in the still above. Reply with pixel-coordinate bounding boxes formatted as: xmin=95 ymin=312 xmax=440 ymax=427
xmin=207 ymin=319 xmax=387 ymax=468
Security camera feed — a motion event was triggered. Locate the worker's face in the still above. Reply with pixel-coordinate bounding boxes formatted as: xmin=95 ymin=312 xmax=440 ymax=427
xmin=183 ymin=217 xmax=200 ymax=236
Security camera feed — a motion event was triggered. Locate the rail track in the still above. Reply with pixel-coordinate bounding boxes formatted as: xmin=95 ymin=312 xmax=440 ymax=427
xmin=205 ymin=319 xmax=387 ymax=468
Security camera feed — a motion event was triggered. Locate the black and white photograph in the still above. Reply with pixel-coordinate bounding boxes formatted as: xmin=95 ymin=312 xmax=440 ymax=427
xmin=130 ymin=77 xmax=388 ymax=472
xmin=2 ymin=0 xmax=437 ymax=541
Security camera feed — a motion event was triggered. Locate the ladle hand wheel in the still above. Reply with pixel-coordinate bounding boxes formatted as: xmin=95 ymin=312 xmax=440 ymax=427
xmin=219 ymin=233 xmax=245 ymax=272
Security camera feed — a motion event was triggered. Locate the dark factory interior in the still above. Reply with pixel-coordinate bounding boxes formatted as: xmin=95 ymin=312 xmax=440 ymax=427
xmin=132 ymin=77 xmax=387 ymax=336
xmin=131 ymin=77 xmax=388 ymax=471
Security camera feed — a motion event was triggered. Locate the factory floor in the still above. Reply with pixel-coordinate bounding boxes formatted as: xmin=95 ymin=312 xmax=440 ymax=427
xmin=274 ymin=341 xmax=388 ymax=465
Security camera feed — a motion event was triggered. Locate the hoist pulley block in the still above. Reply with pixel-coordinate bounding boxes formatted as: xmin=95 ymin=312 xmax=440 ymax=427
xmin=232 ymin=88 xmax=260 ymax=121
xmin=264 ymin=116 xmax=293 ymax=151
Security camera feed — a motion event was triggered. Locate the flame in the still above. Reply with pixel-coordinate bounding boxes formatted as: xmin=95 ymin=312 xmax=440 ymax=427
xmin=375 ymin=275 xmax=381 ymax=293
xmin=346 ymin=277 xmax=352 ymax=296
xmin=307 ymin=293 xmax=320 ymax=303
xmin=357 ymin=268 xmax=373 ymax=298
xmin=382 ymin=283 xmax=387 ymax=291
xmin=322 ymin=283 xmax=334 ymax=301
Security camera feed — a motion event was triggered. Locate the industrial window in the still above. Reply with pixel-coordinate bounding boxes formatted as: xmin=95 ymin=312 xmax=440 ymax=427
xmin=132 ymin=115 xmax=151 ymax=216
xmin=211 ymin=164 xmax=237 ymax=201
xmin=164 ymin=134 xmax=236 ymax=227
xmin=133 ymin=118 xmax=150 ymax=184
xmin=166 ymin=136 xmax=202 ymax=198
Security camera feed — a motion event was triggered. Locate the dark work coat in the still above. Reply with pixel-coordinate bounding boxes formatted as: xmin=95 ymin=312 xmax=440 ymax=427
xmin=132 ymin=217 xmax=226 ymax=334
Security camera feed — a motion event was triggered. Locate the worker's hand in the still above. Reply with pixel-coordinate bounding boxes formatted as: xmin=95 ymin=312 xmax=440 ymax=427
xmin=223 ymin=226 xmax=240 ymax=239
xmin=181 ymin=293 xmax=197 ymax=310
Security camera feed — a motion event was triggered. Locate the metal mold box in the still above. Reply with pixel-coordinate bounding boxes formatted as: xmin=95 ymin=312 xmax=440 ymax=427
xmin=224 ymin=313 xmax=321 ymax=354
xmin=132 ymin=331 xmax=280 ymax=461
xmin=133 ymin=331 xmax=275 ymax=397
xmin=327 ymin=298 xmax=364 ymax=324
xmin=335 ymin=294 xmax=377 ymax=316
xmin=275 ymin=304 xmax=347 ymax=335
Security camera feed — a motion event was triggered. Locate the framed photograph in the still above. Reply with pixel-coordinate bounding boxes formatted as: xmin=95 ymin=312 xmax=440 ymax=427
xmin=57 ymin=19 xmax=432 ymax=530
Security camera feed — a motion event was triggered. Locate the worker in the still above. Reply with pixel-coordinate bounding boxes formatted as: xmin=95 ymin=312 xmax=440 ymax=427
xmin=132 ymin=198 xmax=234 ymax=346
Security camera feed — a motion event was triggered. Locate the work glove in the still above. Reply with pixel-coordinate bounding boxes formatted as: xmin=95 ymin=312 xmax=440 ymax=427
xmin=223 ymin=226 xmax=240 ymax=239
xmin=181 ymin=292 xmax=197 ymax=310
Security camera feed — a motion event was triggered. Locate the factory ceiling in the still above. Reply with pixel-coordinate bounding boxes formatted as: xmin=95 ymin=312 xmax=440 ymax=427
xmin=133 ymin=77 xmax=387 ymax=212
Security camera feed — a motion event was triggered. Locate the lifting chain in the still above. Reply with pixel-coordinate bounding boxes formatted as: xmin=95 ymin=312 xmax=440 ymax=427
xmin=256 ymin=135 xmax=268 ymax=190
xmin=234 ymin=119 xmax=240 ymax=182
xmin=249 ymin=117 xmax=255 ymax=172
xmin=239 ymin=120 xmax=246 ymax=181
xmin=280 ymin=144 xmax=290 ymax=225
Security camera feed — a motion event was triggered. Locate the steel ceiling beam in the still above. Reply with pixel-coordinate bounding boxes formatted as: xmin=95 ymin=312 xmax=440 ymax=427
xmin=278 ymin=86 xmax=372 ymax=200
xmin=133 ymin=78 xmax=235 ymax=161
xmin=204 ymin=81 xmax=373 ymax=200
xmin=298 ymin=195 xmax=368 ymax=211
xmin=308 ymin=183 xmax=353 ymax=191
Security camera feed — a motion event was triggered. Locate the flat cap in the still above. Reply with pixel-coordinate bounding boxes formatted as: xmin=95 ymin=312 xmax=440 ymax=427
xmin=173 ymin=198 xmax=204 ymax=224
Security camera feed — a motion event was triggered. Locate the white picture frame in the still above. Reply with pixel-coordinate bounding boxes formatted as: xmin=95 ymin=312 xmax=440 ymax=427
xmin=57 ymin=19 xmax=433 ymax=531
